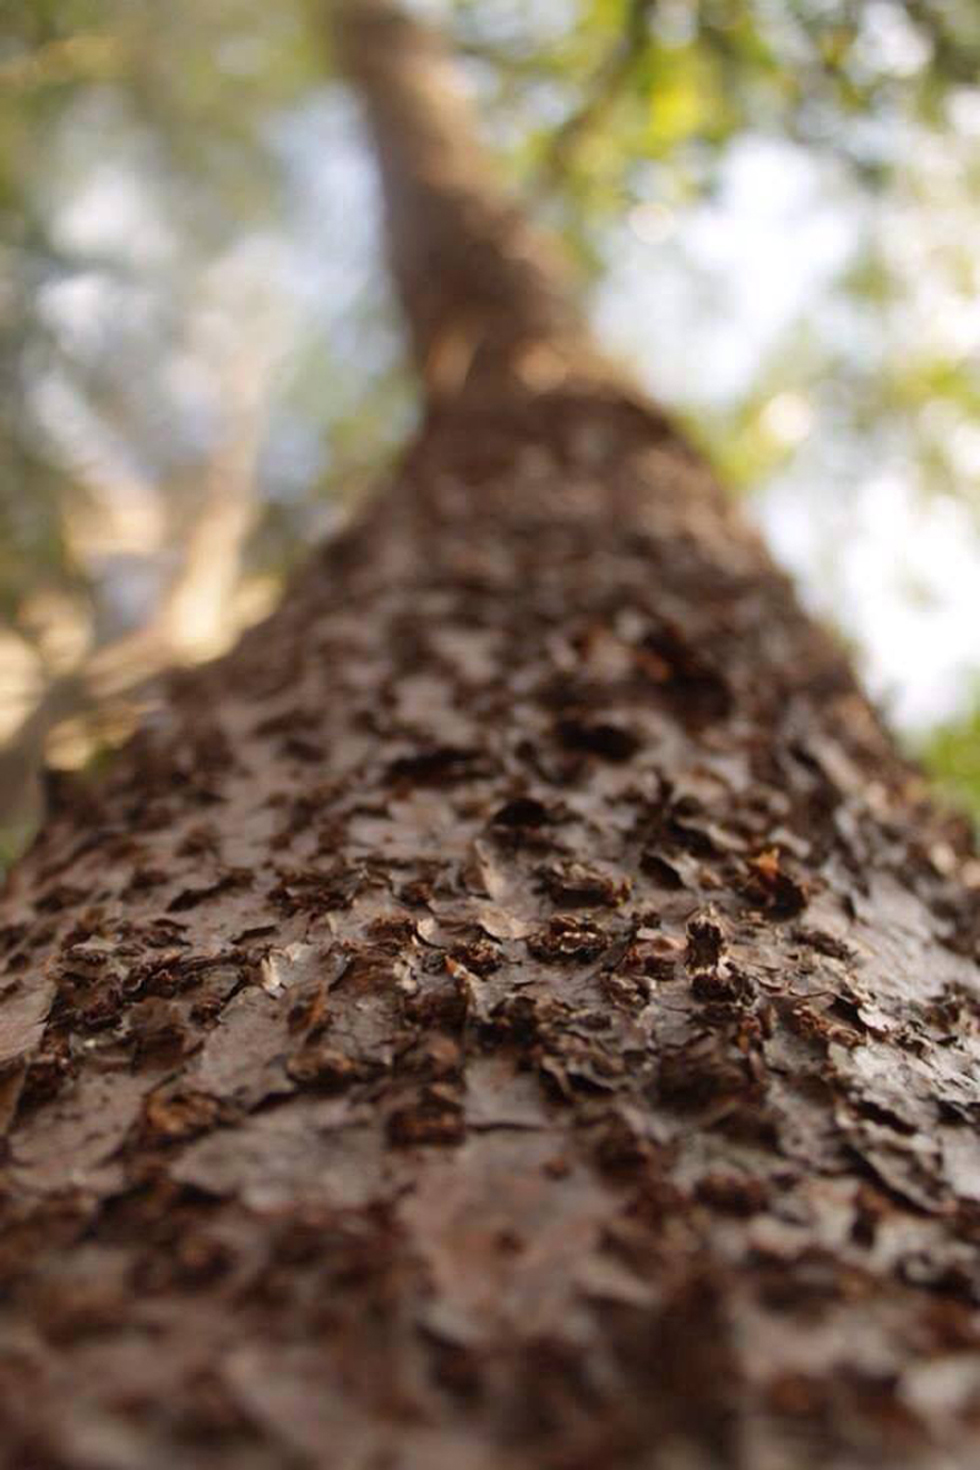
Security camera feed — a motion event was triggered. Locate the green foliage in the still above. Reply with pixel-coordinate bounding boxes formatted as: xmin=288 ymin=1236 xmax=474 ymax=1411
xmin=921 ymin=696 xmax=980 ymax=827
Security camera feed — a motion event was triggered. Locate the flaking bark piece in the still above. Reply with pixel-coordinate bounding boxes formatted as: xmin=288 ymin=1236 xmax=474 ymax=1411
xmin=539 ymin=861 xmax=630 ymax=909
xmin=0 ymin=973 xmax=55 ymax=1071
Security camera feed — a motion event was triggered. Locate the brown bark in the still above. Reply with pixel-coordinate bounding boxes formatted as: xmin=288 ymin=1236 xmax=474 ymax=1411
xmin=333 ymin=0 xmax=599 ymax=400
xmin=2 ymin=4 xmax=980 ymax=1467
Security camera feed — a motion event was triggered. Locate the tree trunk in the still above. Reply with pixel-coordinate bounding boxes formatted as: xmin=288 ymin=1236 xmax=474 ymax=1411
xmin=2 ymin=5 xmax=980 ymax=1467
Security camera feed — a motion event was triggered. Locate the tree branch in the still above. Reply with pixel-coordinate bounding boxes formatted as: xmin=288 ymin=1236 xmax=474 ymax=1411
xmin=333 ymin=0 xmax=602 ymax=402
xmin=540 ymin=0 xmax=657 ymax=185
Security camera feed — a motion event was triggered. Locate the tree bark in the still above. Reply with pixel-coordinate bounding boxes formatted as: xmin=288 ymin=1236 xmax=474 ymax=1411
xmin=2 ymin=4 xmax=980 ymax=1467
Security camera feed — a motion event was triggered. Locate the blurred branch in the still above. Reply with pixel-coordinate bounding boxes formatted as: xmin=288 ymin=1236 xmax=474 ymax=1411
xmin=0 ymin=34 xmax=124 ymax=92
xmin=160 ymin=354 xmax=271 ymax=662
xmin=539 ymin=0 xmax=657 ymax=185
xmin=0 ymin=347 xmax=273 ymax=865
xmin=902 ymin=1 xmax=980 ymax=87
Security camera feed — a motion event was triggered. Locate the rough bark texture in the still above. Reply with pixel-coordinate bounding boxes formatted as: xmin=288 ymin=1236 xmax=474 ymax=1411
xmin=2 ymin=5 xmax=980 ymax=1468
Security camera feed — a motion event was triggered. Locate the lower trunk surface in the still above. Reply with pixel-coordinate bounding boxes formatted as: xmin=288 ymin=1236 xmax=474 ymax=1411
xmin=1 ymin=386 xmax=979 ymax=1469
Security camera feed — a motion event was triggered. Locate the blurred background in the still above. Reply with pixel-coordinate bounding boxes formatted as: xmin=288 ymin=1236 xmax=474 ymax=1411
xmin=1 ymin=0 xmax=979 ymax=864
